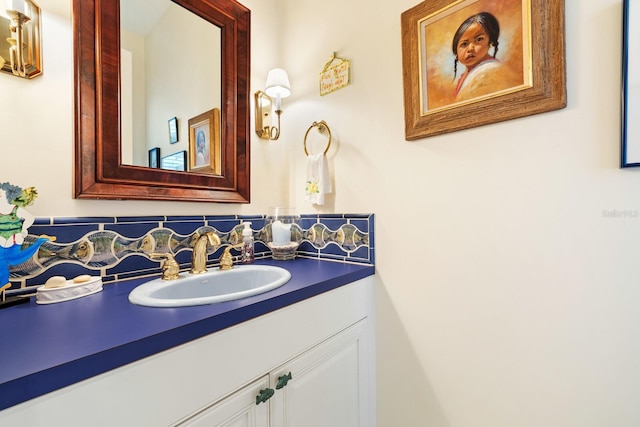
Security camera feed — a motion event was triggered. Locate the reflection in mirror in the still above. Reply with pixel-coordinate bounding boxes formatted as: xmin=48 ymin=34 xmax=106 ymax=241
xmin=73 ymin=0 xmax=250 ymax=203
xmin=120 ymin=0 xmax=221 ymax=172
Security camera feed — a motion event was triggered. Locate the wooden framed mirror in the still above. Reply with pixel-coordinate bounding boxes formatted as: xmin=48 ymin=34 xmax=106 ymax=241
xmin=73 ymin=0 xmax=250 ymax=202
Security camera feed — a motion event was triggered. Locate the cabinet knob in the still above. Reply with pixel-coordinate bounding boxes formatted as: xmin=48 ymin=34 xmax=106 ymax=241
xmin=276 ymin=372 xmax=293 ymax=389
xmin=255 ymin=388 xmax=275 ymax=405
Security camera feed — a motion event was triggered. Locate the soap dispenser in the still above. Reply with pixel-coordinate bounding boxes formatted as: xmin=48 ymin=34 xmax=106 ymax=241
xmin=241 ymin=222 xmax=254 ymax=264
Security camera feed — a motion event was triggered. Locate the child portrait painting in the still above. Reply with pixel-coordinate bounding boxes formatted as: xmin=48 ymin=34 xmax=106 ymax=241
xmin=188 ymin=108 xmax=220 ymax=174
xmin=419 ymin=0 xmax=532 ymax=113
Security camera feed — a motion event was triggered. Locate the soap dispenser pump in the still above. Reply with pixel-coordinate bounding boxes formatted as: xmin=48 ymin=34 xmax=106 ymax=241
xmin=241 ymin=222 xmax=254 ymax=264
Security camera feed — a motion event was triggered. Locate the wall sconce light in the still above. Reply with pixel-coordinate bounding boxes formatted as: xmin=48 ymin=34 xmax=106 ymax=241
xmin=255 ymin=68 xmax=291 ymax=140
xmin=0 ymin=0 xmax=42 ymax=79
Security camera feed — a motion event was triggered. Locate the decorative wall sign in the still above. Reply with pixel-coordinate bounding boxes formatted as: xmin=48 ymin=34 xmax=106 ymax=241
xmin=401 ymin=0 xmax=566 ymax=140
xmin=320 ymin=52 xmax=350 ymax=96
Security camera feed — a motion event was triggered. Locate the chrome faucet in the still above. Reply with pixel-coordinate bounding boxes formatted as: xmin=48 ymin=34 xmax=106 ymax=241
xmin=190 ymin=232 xmax=221 ymax=274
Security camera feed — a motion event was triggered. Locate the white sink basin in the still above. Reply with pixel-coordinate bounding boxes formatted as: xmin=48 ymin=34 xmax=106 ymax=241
xmin=128 ymin=265 xmax=291 ymax=307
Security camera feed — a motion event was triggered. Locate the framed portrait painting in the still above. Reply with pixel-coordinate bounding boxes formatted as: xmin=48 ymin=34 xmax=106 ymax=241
xmin=401 ymin=0 xmax=566 ymax=140
xmin=188 ymin=108 xmax=221 ymax=174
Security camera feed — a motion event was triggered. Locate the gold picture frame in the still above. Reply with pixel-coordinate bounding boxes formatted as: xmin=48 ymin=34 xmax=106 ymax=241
xmin=401 ymin=0 xmax=566 ymax=140
xmin=188 ymin=108 xmax=221 ymax=174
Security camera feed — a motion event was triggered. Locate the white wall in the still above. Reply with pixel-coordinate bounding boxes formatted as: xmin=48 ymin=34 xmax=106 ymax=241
xmin=277 ymin=0 xmax=640 ymax=425
xmin=143 ymin=6 xmax=221 ymax=166
xmin=3 ymin=0 xmax=640 ymax=425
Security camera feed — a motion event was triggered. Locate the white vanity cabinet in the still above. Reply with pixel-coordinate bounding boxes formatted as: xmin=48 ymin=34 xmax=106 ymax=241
xmin=0 ymin=276 xmax=375 ymax=427
xmin=177 ymin=319 xmax=369 ymax=427
xmin=269 ymin=320 xmax=369 ymax=427
xmin=175 ymin=375 xmax=271 ymax=427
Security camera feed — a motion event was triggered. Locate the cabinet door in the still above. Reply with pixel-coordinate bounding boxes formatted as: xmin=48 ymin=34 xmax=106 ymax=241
xmin=174 ymin=376 xmax=270 ymax=427
xmin=270 ymin=320 xmax=371 ymax=427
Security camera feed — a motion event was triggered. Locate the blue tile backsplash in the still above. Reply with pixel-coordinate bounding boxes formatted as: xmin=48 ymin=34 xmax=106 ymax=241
xmin=7 ymin=213 xmax=374 ymax=294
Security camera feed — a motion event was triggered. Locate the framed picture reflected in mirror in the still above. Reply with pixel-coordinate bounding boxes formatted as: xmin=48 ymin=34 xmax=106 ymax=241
xmin=148 ymin=147 xmax=160 ymax=168
xmin=160 ymin=150 xmax=187 ymax=171
xmin=168 ymin=117 xmax=178 ymax=144
xmin=189 ymin=108 xmax=221 ymax=174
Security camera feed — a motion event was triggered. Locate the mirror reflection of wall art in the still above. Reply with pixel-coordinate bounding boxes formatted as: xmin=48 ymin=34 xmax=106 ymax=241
xmin=401 ymin=0 xmax=566 ymax=140
xmin=148 ymin=147 xmax=160 ymax=168
xmin=168 ymin=117 xmax=178 ymax=144
xmin=160 ymin=151 xmax=187 ymax=171
xmin=188 ymin=108 xmax=221 ymax=174
xmin=621 ymin=0 xmax=640 ymax=167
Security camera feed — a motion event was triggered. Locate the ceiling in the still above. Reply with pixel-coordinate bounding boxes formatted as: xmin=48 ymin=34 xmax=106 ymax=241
xmin=120 ymin=0 xmax=172 ymax=35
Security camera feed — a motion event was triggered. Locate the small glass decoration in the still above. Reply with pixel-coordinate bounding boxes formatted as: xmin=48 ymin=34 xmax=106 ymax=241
xmin=264 ymin=207 xmax=302 ymax=260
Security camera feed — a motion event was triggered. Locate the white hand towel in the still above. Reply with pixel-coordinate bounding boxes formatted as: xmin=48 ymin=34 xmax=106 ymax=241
xmin=304 ymin=153 xmax=332 ymax=205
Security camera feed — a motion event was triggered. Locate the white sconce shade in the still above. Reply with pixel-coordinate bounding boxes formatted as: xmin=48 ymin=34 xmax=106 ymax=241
xmin=265 ymin=68 xmax=291 ymax=99
xmin=255 ymin=68 xmax=291 ymax=140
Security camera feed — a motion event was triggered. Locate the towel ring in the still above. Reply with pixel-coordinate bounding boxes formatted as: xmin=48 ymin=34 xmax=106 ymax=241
xmin=303 ymin=120 xmax=332 ymax=156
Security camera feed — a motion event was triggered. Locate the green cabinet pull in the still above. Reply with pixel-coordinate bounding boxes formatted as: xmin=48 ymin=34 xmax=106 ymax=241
xmin=276 ymin=372 xmax=293 ymax=390
xmin=255 ymin=388 xmax=274 ymax=405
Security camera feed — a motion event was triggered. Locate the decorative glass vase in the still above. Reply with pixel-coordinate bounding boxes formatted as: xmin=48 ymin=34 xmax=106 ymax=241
xmin=264 ymin=207 xmax=302 ymax=260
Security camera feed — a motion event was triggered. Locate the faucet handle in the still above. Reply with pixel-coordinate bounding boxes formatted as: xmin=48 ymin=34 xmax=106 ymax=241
xmin=151 ymin=252 xmax=174 ymax=261
xmin=220 ymin=244 xmax=243 ymax=271
xmin=150 ymin=252 xmax=180 ymax=280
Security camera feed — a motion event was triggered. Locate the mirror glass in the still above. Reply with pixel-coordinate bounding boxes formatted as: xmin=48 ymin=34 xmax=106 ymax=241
xmin=73 ymin=0 xmax=250 ymax=203
xmin=120 ymin=0 xmax=221 ymax=173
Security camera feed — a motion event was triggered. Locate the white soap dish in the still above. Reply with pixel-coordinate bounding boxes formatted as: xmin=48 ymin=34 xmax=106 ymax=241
xmin=36 ymin=276 xmax=103 ymax=305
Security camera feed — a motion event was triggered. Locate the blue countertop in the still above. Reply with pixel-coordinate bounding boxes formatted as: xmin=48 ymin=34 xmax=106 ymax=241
xmin=0 ymin=258 xmax=374 ymax=411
